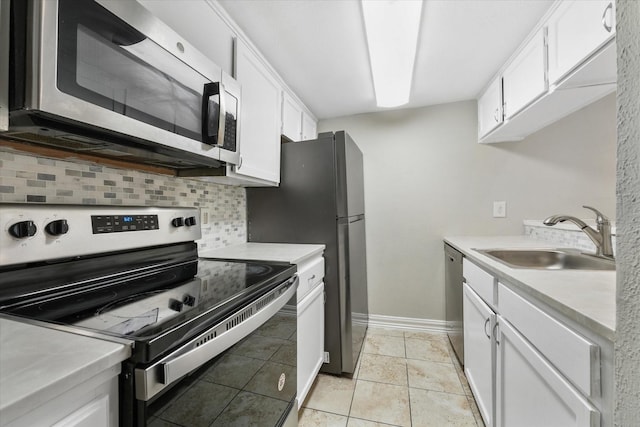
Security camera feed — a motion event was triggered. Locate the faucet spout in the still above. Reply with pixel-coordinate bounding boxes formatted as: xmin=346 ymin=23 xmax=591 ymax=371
xmin=542 ymin=215 xmax=589 ymax=229
xmin=543 ymin=206 xmax=614 ymax=259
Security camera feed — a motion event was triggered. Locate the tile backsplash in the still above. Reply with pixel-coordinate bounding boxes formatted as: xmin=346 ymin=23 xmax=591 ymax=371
xmin=0 ymin=148 xmax=246 ymax=251
xmin=524 ymin=220 xmax=617 ymax=256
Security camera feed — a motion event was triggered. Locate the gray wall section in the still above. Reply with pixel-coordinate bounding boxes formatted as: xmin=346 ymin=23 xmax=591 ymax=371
xmin=319 ymin=94 xmax=617 ymax=321
xmin=615 ymin=1 xmax=640 ymax=424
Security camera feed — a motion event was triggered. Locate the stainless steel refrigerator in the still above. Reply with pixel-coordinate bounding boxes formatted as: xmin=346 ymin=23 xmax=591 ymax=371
xmin=247 ymin=131 xmax=368 ymax=375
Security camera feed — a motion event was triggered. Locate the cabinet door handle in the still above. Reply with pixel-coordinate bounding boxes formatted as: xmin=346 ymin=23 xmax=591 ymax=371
xmin=483 ymin=317 xmax=491 ymax=339
xmin=237 ymin=155 xmax=243 ymax=170
xmin=493 ymin=322 xmax=500 ymax=346
xmin=493 ymin=108 xmax=499 ymax=123
xmin=602 ymin=3 xmax=613 ymax=33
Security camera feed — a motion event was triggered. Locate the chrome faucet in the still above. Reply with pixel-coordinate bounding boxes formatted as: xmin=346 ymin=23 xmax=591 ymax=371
xmin=543 ymin=205 xmax=614 ymax=259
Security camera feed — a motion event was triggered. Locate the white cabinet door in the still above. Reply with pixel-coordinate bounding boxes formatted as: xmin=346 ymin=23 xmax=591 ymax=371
xmin=477 ymin=77 xmax=503 ymax=138
xmin=496 ymin=317 xmax=600 ymax=427
xmin=463 ymin=283 xmax=495 ymax=427
xmin=234 ymin=39 xmax=282 ymax=184
xmin=301 ymin=111 xmax=317 ymax=141
xmin=547 ymin=0 xmax=615 ymax=86
xmin=52 ymin=395 xmax=110 ymax=427
xmin=138 ymin=0 xmax=235 ymax=76
xmin=502 ymin=28 xmax=547 ymax=120
xmin=297 ymin=282 xmax=325 ymax=408
xmin=282 ymin=92 xmax=302 ymax=142
xmin=6 ymin=367 xmax=119 ymax=427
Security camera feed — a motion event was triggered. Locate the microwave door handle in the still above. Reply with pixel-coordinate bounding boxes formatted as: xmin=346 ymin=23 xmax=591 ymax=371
xmin=201 ymin=82 xmax=225 ymax=147
xmin=218 ymin=82 xmax=227 ymax=148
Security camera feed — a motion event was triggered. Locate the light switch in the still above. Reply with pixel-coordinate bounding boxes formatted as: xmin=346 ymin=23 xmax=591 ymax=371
xmin=493 ymin=201 xmax=507 ymax=218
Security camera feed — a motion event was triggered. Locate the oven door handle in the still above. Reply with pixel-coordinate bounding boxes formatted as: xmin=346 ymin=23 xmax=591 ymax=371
xmin=135 ymin=277 xmax=297 ymax=401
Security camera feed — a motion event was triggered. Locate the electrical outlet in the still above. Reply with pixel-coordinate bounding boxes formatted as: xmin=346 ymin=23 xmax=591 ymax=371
xmin=493 ymin=201 xmax=507 ymax=218
xmin=200 ymin=208 xmax=211 ymax=228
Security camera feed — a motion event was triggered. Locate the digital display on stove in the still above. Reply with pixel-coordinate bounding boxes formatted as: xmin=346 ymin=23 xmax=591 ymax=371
xmin=91 ymin=214 xmax=159 ymax=234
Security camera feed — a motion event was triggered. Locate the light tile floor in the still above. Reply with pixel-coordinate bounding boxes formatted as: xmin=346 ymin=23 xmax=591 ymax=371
xmin=299 ymin=328 xmax=485 ymax=427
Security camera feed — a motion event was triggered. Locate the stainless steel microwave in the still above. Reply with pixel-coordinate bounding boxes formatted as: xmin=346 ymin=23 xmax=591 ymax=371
xmin=3 ymin=0 xmax=240 ymax=171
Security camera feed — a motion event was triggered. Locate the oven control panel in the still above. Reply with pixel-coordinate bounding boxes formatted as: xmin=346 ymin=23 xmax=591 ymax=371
xmin=0 ymin=204 xmax=201 ymax=267
xmin=91 ymin=214 xmax=159 ymax=234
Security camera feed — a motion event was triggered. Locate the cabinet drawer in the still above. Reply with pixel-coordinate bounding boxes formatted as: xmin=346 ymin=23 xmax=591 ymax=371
xmin=296 ymin=256 xmax=324 ymax=301
xmin=498 ymin=283 xmax=600 ymax=397
xmin=463 ymin=259 xmax=496 ymax=308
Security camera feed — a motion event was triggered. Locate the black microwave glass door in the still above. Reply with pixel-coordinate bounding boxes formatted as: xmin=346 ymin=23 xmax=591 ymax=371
xmin=56 ymin=0 xmax=219 ymax=144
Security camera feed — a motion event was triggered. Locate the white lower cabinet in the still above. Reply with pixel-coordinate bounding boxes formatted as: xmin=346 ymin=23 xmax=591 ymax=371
xmin=295 ymin=254 xmax=325 ymax=409
xmin=463 ymin=283 xmax=495 ymax=427
xmin=297 ymin=282 xmax=324 ymax=408
xmin=462 ymin=259 xmax=607 ymax=427
xmin=52 ymin=395 xmax=110 ymax=427
xmin=496 ymin=317 xmax=599 ymax=427
xmin=6 ymin=365 xmax=119 ymax=427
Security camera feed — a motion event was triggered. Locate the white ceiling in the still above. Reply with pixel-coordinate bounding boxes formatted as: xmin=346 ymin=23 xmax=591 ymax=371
xmin=218 ymin=0 xmax=554 ymax=120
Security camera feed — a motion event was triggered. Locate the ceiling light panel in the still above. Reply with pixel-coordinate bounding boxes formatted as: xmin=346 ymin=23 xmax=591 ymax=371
xmin=362 ymin=0 xmax=423 ymax=108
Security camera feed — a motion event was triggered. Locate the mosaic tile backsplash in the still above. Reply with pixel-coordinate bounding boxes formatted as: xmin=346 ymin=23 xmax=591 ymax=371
xmin=524 ymin=220 xmax=617 ymax=256
xmin=0 ymin=148 xmax=246 ymax=251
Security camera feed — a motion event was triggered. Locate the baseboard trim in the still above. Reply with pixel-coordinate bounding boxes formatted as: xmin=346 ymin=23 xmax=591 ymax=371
xmin=367 ymin=314 xmax=448 ymax=334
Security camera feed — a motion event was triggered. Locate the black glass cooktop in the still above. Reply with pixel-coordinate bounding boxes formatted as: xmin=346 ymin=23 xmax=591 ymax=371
xmin=0 ymin=245 xmax=295 ymax=361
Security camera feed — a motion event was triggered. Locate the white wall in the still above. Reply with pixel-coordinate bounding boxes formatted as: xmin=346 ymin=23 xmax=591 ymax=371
xmin=615 ymin=0 xmax=640 ymax=423
xmin=319 ymin=94 xmax=616 ymax=320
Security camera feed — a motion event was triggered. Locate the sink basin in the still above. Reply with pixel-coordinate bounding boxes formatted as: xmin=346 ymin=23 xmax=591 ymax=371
xmin=476 ymin=248 xmax=615 ymax=271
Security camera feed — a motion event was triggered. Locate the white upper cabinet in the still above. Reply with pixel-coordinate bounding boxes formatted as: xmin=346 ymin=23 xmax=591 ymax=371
xmin=477 ymin=77 xmax=503 ymax=139
xmin=547 ymin=0 xmax=616 ymax=87
xmin=139 ymin=0 xmax=317 ymax=186
xmin=502 ymin=28 xmax=547 ymax=120
xmin=282 ymin=92 xmax=318 ymax=142
xmin=302 ymin=111 xmax=318 ymax=141
xmin=478 ymin=0 xmax=616 ymax=144
xmin=282 ymin=91 xmax=303 ymax=142
xmin=233 ymin=39 xmax=282 ymax=184
xmin=138 ymin=0 xmax=234 ymax=75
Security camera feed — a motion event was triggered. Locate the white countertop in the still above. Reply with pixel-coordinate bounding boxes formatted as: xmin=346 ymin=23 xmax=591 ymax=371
xmin=199 ymin=242 xmax=325 ymax=264
xmin=444 ymin=235 xmax=615 ymax=340
xmin=0 ymin=317 xmax=131 ymax=424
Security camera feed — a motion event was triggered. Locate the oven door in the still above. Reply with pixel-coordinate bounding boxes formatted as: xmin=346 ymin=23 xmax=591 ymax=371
xmin=122 ymin=277 xmax=298 ymax=427
xmin=14 ymin=0 xmax=240 ymax=166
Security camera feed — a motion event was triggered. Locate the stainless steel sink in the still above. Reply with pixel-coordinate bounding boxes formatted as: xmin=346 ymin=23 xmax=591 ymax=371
xmin=475 ymin=248 xmax=615 ymax=271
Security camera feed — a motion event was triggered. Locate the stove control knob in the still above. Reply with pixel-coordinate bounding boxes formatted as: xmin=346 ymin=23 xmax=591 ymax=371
xmin=45 ymin=219 xmax=69 ymax=236
xmin=9 ymin=220 xmax=37 ymax=238
xmin=171 ymin=217 xmax=184 ymax=227
xmin=183 ymin=294 xmax=196 ymax=307
xmin=169 ymin=298 xmax=184 ymax=312
xmin=185 ymin=216 xmax=197 ymax=227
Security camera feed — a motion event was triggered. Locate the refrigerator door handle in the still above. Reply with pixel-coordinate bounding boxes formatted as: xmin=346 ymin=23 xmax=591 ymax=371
xmin=348 ymin=214 xmax=365 ymax=223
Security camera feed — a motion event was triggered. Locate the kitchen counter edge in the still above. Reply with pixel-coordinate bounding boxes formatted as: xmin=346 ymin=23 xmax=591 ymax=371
xmin=0 ymin=315 xmax=132 ymax=424
xmin=444 ymin=235 xmax=615 ymax=341
xmin=199 ymin=242 xmax=325 ymax=264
